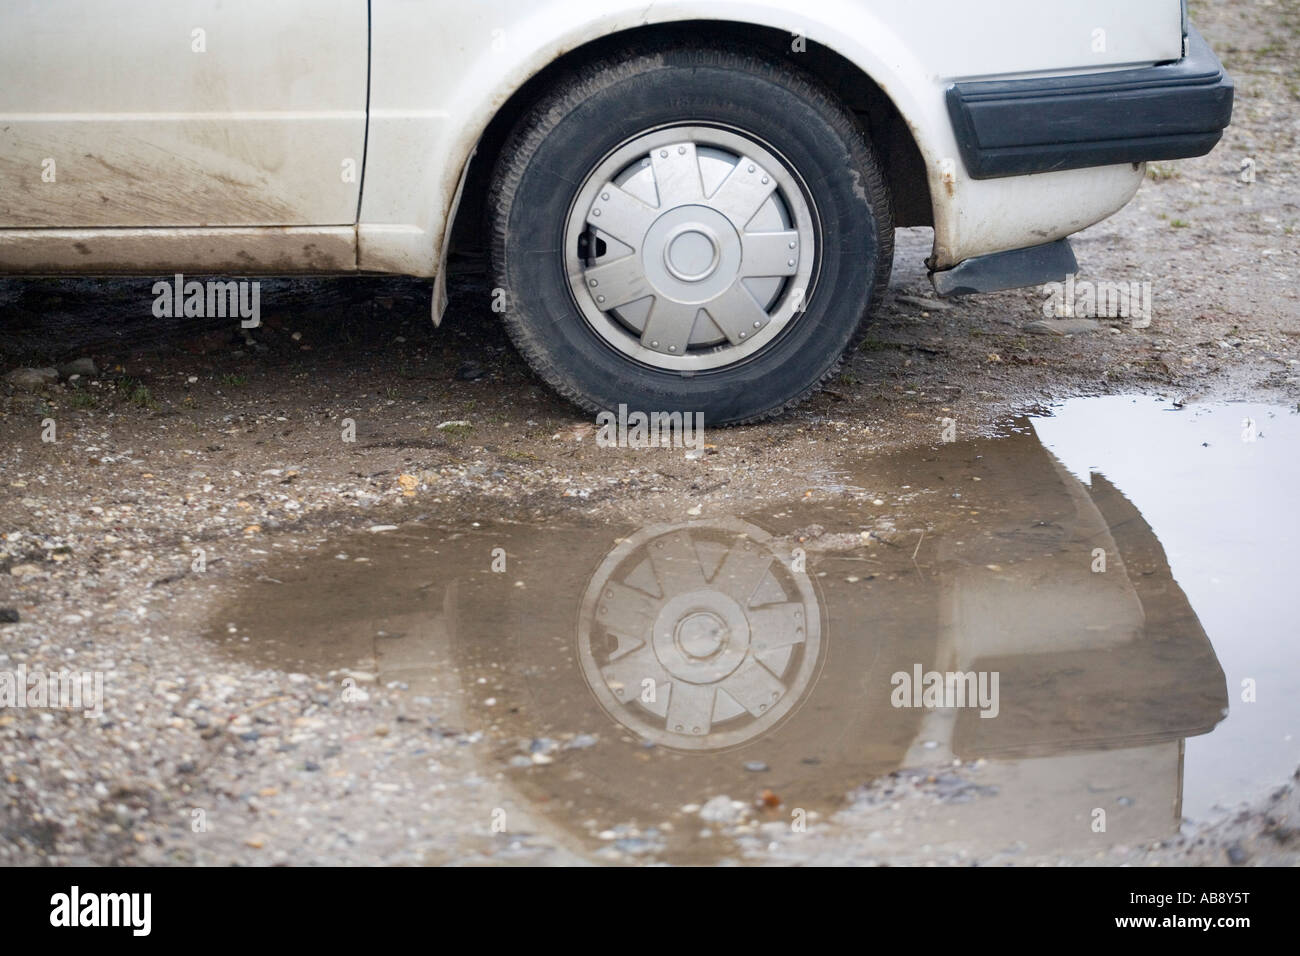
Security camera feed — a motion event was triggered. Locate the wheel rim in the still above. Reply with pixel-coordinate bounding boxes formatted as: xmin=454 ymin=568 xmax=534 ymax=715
xmin=564 ymin=125 xmax=819 ymax=373
xmin=577 ymin=520 xmax=823 ymax=752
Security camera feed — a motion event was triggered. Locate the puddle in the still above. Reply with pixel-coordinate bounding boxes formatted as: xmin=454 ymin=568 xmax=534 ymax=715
xmin=206 ymin=396 xmax=1299 ymax=862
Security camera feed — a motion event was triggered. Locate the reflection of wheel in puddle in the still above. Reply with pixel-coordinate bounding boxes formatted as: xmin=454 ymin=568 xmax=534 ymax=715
xmin=577 ymin=519 xmax=823 ymax=751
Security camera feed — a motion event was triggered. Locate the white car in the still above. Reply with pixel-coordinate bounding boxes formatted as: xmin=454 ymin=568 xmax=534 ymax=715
xmin=0 ymin=1 xmax=1233 ymax=422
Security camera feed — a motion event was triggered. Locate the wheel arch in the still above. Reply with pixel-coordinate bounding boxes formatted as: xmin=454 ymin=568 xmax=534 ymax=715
xmin=442 ymin=19 xmax=935 ymax=267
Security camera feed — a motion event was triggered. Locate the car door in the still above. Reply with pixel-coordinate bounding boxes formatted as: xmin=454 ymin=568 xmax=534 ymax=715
xmin=0 ymin=0 xmax=367 ymax=228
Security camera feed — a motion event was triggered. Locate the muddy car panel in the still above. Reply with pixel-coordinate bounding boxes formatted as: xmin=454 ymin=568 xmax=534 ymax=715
xmin=0 ymin=0 xmax=1226 ymax=280
xmin=0 ymin=0 xmax=367 ymax=231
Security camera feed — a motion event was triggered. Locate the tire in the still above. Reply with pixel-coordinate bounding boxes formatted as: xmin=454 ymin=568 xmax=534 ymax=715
xmin=487 ymin=44 xmax=894 ymax=425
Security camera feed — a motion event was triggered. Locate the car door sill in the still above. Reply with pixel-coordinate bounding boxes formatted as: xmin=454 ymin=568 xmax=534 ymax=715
xmin=0 ymin=226 xmax=358 ymax=274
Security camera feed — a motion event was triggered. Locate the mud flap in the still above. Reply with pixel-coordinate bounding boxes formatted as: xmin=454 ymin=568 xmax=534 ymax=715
xmin=431 ymin=147 xmax=477 ymax=328
xmin=931 ymin=238 xmax=1077 ymax=297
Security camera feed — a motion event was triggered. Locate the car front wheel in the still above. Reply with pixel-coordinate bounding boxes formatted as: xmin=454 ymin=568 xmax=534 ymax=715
xmin=488 ymin=44 xmax=894 ymax=425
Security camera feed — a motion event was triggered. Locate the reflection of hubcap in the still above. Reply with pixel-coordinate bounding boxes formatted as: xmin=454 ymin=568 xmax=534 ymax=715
xmin=654 ymin=589 xmax=750 ymax=686
xmin=577 ymin=520 xmax=823 ymax=752
xmin=677 ymin=611 xmax=726 ymax=657
xmin=566 ymin=126 xmax=819 ymax=371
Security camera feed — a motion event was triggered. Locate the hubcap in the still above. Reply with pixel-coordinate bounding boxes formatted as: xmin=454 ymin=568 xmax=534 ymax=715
xmin=661 ymin=221 xmax=725 ymax=285
xmin=643 ymin=206 xmax=740 ymax=304
xmin=577 ymin=520 xmax=824 ymax=751
xmin=566 ymin=126 xmax=818 ymax=371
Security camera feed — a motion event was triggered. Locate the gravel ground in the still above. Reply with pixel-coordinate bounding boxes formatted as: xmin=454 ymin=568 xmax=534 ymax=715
xmin=1 ymin=0 xmax=1297 ymax=866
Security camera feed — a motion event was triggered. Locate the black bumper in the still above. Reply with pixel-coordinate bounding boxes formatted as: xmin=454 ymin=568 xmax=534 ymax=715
xmin=946 ymin=26 xmax=1234 ymax=179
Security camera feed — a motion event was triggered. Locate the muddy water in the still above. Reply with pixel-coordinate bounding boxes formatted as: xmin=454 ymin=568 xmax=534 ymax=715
xmin=205 ymin=396 xmax=1299 ymax=863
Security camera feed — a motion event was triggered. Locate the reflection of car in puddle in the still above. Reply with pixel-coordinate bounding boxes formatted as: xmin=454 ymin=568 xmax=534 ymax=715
xmin=437 ymin=422 xmax=1228 ymax=857
xmin=208 ymin=417 xmax=1229 ymax=861
xmin=578 ymin=519 xmax=821 ymax=751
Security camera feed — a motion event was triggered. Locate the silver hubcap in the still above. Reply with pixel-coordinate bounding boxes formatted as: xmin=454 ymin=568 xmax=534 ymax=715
xmin=566 ymin=126 xmax=818 ymax=372
xmin=577 ymin=520 xmax=823 ymax=752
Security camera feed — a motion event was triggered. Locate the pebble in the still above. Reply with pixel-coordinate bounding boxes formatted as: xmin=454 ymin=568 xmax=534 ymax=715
xmin=698 ymin=795 xmax=747 ymax=824
xmin=5 ymin=367 xmax=58 ymax=390
xmin=895 ymin=294 xmax=954 ymax=312
xmin=1024 ymin=318 xmax=1103 ymax=336
xmin=58 ymin=357 xmax=98 ymax=379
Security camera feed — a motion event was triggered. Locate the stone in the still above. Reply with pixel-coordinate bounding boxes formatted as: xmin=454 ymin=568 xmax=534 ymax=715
xmin=5 ymin=367 xmax=58 ymax=390
xmin=58 ymin=357 xmax=98 ymax=379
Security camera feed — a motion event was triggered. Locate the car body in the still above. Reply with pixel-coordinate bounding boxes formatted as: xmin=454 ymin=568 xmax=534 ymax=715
xmin=0 ymin=0 xmax=1233 ymax=420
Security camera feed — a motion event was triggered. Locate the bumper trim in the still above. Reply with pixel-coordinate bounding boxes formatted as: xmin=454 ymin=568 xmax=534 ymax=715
xmin=946 ymin=26 xmax=1234 ymax=179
